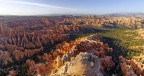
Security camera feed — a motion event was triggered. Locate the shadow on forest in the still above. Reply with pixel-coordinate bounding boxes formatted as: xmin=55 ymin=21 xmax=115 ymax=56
xmin=103 ymin=25 xmax=119 ymax=29
xmin=99 ymin=36 xmax=129 ymax=76
xmin=67 ymin=27 xmax=110 ymax=46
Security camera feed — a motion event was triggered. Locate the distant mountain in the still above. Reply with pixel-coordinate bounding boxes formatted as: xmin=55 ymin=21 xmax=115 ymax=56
xmin=1 ymin=12 xmax=144 ymax=17
xmin=104 ymin=13 xmax=144 ymax=17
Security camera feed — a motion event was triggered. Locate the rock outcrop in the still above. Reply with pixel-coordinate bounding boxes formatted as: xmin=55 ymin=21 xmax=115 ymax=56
xmin=51 ymin=52 xmax=103 ymax=76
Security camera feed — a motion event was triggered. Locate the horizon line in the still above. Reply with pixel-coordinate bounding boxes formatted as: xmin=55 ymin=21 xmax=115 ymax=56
xmin=0 ymin=12 xmax=144 ymax=16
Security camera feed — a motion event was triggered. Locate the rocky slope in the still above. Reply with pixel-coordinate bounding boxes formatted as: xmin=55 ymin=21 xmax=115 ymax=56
xmin=50 ymin=52 xmax=103 ymax=76
xmin=25 ymin=35 xmax=116 ymax=76
xmin=0 ymin=16 xmax=144 ymax=76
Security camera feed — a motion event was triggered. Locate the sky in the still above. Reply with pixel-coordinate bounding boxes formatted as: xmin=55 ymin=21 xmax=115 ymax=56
xmin=0 ymin=0 xmax=144 ymax=15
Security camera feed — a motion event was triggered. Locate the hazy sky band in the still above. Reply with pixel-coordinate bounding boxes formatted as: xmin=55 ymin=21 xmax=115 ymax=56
xmin=0 ymin=0 xmax=143 ymax=15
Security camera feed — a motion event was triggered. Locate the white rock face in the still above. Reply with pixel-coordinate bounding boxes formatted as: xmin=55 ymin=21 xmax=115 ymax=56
xmin=51 ymin=52 xmax=103 ymax=76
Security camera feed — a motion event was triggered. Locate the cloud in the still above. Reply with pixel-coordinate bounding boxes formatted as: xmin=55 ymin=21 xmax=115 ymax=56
xmin=0 ymin=0 xmax=86 ymax=15
xmin=7 ymin=1 xmax=73 ymax=10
